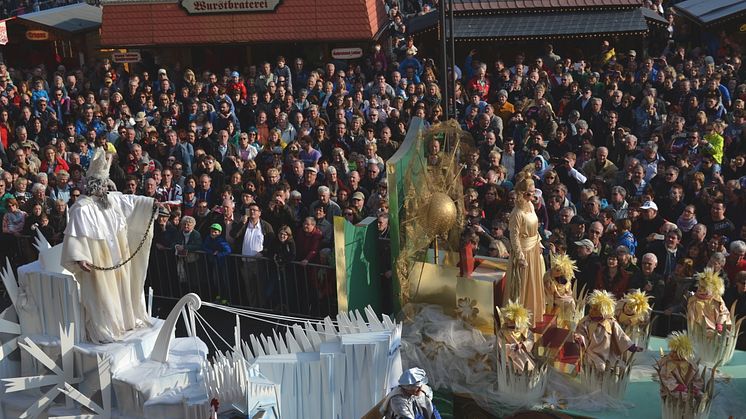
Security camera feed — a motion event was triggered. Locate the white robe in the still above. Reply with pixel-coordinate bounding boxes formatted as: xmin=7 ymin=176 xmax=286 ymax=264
xmin=61 ymin=192 xmax=155 ymax=343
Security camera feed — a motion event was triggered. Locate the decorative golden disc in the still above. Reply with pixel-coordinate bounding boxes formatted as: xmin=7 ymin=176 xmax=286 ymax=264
xmin=424 ymin=192 xmax=458 ymax=237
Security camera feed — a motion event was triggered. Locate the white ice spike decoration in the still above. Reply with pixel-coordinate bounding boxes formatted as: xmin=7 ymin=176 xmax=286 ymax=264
xmin=213 ymin=305 xmax=402 ymax=419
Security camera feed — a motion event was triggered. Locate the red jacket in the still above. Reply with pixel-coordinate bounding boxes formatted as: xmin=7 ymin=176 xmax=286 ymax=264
xmin=227 ymin=81 xmax=247 ymax=101
xmin=39 ymin=157 xmax=70 ymax=175
xmin=595 ymin=267 xmax=630 ymax=299
xmin=295 ymin=226 xmax=322 ymax=263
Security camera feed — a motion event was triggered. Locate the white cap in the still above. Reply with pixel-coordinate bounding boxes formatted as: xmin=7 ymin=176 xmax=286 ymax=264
xmin=640 ymin=201 xmax=658 ymax=211
xmin=399 ymin=367 xmax=428 ymax=386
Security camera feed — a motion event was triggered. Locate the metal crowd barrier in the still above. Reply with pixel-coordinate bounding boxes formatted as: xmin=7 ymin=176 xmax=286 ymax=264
xmin=145 ymin=248 xmax=337 ymax=318
xmin=0 ymin=234 xmax=337 ymax=319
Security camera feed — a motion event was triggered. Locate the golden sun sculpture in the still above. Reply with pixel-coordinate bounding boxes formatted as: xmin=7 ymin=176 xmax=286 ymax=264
xmin=395 ymin=119 xmax=474 ymax=304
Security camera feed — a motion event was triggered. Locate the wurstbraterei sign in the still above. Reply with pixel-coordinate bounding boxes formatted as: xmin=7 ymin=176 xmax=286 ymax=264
xmin=181 ymin=0 xmax=281 ymax=14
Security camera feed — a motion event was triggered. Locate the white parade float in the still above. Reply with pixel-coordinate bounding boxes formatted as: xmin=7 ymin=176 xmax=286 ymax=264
xmin=0 ymin=224 xmax=402 ymax=419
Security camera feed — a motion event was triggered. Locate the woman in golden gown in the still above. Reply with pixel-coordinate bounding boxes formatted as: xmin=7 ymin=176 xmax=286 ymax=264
xmin=505 ymin=174 xmax=546 ymax=325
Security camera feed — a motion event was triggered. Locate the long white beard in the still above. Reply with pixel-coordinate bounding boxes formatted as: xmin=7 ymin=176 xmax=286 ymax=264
xmin=85 ymin=177 xmax=116 ymax=209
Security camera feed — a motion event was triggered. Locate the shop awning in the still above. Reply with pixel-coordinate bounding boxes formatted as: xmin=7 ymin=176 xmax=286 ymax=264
xmin=673 ymin=0 xmax=746 ymax=26
xmin=410 ymin=8 xmax=648 ymax=40
xmin=17 ymin=3 xmax=101 ymax=34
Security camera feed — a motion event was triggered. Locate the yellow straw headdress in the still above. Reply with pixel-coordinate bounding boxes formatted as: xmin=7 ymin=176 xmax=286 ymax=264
xmin=587 ymin=290 xmax=616 ymax=318
xmin=552 ymin=253 xmax=579 ymax=280
xmin=622 ymin=289 xmax=652 ymax=317
xmin=502 ymin=299 xmax=532 ymax=330
xmin=667 ymin=331 xmax=694 ymax=360
xmin=696 ymin=268 xmax=725 ymax=296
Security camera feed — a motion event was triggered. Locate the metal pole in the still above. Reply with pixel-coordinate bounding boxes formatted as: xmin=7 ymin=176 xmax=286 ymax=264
xmin=439 ymin=2 xmax=450 ymax=120
xmin=448 ymin=0 xmax=457 ymax=121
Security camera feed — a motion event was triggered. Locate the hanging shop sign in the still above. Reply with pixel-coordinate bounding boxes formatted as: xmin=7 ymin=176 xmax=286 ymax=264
xmin=112 ymin=51 xmax=142 ymax=63
xmin=181 ymin=0 xmax=281 ymax=14
xmin=25 ymin=30 xmax=49 ymax=41
xmin=331 ymin=47 xmax=363 ymax=60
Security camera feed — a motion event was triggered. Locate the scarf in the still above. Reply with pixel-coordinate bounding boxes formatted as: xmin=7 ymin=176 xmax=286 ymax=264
xmin=676 ymin=214 xmax=697 ymax=232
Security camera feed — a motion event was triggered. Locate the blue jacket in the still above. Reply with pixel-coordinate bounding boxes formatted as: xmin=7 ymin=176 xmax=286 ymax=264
xmin=75 ymin=117 xmax=106 ymax=137
xmin=203 ymin=235 xmax=232 ymax=260
xmin=617 ymin=230 xmax=637 ymax=255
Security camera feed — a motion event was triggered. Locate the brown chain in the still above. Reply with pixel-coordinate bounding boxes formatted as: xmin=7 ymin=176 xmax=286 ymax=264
xmin=90 ymin=203 xmax=159 ymax=271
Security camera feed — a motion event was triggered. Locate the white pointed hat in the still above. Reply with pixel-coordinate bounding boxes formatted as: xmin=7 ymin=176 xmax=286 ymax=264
xmin=86 ymin=147 xmax=112 ymax=181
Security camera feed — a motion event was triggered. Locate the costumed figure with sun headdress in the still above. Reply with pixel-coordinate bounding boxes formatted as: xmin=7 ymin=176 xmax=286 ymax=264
xmin=495 ymin=300 xmax=549 ymax=404
xmin=497 ymin=299 xmax=536 ymax=373
xmin=655 ymin=331 xmax=715 ymax=419
xmin=686 ymin=267 xmax=743 ymax=366
xmin=574 ymin=290 xmax=643 ymax=399
xmin=615 ymin=289 xmax=653 ymax=349
xmin=543 ymin=253 xmax=579 ymax=329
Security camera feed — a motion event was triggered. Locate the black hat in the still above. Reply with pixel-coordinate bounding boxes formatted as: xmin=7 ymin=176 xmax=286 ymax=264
xmin=570 ymin=215 xmax=587 ymax=226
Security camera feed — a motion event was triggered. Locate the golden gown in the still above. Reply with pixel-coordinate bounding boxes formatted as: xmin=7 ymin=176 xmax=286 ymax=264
xmin=505 ymin=203 xmax=546 ymax=324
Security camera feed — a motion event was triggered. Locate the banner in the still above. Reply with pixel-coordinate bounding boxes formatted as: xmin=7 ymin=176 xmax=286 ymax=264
xmin=0 ymin=21 xmax=8 ymax=46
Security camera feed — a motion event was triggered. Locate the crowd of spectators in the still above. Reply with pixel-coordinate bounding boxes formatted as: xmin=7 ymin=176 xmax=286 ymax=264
xmin=0 ymin=0 xmax=86 ymax=19
xmin=0 ymin=0 xmax=743 ymax=318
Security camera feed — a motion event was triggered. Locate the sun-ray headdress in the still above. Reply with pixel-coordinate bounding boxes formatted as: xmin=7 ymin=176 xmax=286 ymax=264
xmin=552 ymin=253 xmax=579 ymax=280
xmin=587 ymin=290 xmax=617 ymax=318
xmin=622 ymin=289 xmax=652 ymax=322
xmin=667 ymin=331 xmax=694 ymax=360
xmin=695 ymin=268 xmax=725 ymax=296
xmin=501 ymin=299 xmax=532 ymax=330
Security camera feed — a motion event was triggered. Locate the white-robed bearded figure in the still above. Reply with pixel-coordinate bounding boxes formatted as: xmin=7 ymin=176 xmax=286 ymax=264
xmin=61 ymin=147 xmax=158 ymax=343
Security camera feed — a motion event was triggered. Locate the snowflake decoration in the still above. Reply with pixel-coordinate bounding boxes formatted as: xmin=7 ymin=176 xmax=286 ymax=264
xmin=0 ymin=310 xmax=20 ymax=364
xmin=468 ymin=352 xmax=494 ymax=373
xmin=0 ymin=259 xmax=20 ymax=362
xmin=455 ymin=297 xmax=479 ymax=323
xmin=542 ymin=391 xmax=567 ymax=410
xmin=2 ymin=323 xmax=111 ymax=418
xmin=419 ymin=336 xmax=446 ymax=360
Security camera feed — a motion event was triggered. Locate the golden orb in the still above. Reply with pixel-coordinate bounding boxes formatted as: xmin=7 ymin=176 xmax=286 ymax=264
xmin=423 ymin=192 xmax=458 ymax=237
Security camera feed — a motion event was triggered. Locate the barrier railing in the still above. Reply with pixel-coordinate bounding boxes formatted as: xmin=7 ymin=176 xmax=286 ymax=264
xmin=145 ymin=248 xmax=337 ymax=318
xmin=0 ymin=234 xmax=336 ymax=319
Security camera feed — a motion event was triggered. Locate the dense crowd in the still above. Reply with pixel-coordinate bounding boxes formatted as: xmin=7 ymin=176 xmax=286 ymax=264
xmin=0 ymin=0 xmax=84 ymax=19
xmin=0 ymin=0 xmax=743 ymax=317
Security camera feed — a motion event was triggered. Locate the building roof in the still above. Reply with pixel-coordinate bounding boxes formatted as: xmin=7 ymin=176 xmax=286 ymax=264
xmin=17 ymin=3 xmax=102 ymax=33
xmin=673 ymin=0 xmax=746 ymax=26
xmin=411 ymin=8 xmax=648 ymax=40
xmin=100 ymin=0 xmax=387 ymax=47
xmin=640 ymin=7 xmax=667 ymax=27
xmin=450 ymin=9 xmax=647 ymax=40
xmin=450 ymin=0 xmax=642 ymax=13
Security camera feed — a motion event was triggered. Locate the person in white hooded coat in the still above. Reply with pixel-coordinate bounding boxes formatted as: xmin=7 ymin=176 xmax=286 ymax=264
xmin=61 ymin=147 xmax=158 ymax=343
